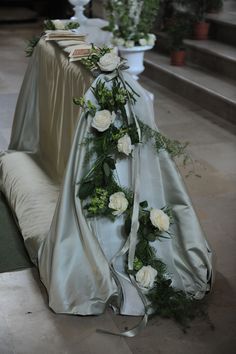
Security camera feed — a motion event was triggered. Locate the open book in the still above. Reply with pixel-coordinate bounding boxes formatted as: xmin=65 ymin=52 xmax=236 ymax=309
xmin=69 ymin=44 xmax=93 ymax=61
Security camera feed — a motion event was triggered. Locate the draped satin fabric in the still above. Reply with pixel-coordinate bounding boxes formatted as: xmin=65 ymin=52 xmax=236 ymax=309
xmin=9 ymin=39 xmax=93 ymax=182
xmin=0 ymin=39 xmax=213 ymax=316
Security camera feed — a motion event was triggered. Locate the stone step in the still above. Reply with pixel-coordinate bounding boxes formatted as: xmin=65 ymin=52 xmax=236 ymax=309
xmin=143 ymin=51 xmax=236 ymax=124
xmin=207 ymin=11 xmax=236 ymax=46
xmin=184 ymin=39 xmax=236 ymax=80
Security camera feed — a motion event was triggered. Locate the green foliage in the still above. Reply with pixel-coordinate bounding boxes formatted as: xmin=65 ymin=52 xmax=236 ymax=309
xmin=148 ymin=281 xmax=207 ymax=329
xmin=136 ymin=0 xmax=160 ymax=35
xmin=64 ymin=21 xmax=80 ymax=30
xmin=44 ymin=19 xmax=57 ymax=30
xmin=138 ymin=120 xmax=189 ymax=159
xmin=92 ymin=78 xmax=137 ymax=112
xmin=85 ymin=188 xmax=109 ymax=216
xmin=104 ymin=0 xmax=160 ymax=42
xmin=73 ymin=97 xmax=97 ymax=118
xmin=25 ymin=36 xmax=41 ymax=57
xmin=167 ymin=12 xmax=192 ymax=50
xmin=80 ymin=46 xmax=112 ymax=73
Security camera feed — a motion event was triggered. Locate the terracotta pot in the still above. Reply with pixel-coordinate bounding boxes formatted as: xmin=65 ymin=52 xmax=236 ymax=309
xmin=193 ymin=22 xmax=210 ymax=40
xmin=170 ymin=50 xmax=186 ymax=66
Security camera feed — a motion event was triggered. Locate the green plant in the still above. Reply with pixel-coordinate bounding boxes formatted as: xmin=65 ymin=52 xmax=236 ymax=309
xmin=176 ymin=0 xmax=209 ymax=21
xmin=103 ymin=0 xmax=160 ymax=45
xmin=167 ymin=12 xmax=192 ymax=51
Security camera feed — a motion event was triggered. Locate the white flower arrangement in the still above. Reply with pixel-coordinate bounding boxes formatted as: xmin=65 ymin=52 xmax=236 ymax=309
xmin=135 ymin=265 xmax=158 ymax=288
xmin=117 ymin=134 xmax=133 ymax=155
xmin=92 ymin=110 xmax=116 ymax=132
xmin=150 ymin=209 xmax=170 ymax=232
xmin=108 ymin=192 xmax=129 ymax=216
xmin=98 ymin=52 xmax=121 ymax=72
xmin=52 ymin=19 xmax=65 ymax=30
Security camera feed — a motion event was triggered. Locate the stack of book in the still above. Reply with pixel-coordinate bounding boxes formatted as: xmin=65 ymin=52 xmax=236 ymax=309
xmin=45 ymin=30 xmax=86 ymax=42
xmin=44 ymin=30 xmax=93 ymax=61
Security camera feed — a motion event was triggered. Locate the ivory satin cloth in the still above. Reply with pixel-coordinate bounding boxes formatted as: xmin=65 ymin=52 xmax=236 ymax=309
xmin=0 ymin=39 xmax=213 ymax=316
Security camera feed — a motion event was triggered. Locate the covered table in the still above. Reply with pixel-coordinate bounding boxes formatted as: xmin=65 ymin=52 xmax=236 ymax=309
xmin=0 ymin=38 xmax=213 ymax=322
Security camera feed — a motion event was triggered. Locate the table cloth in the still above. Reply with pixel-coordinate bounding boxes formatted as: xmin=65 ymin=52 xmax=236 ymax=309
xmin=0 ymin=38 xmax=213 ymax=319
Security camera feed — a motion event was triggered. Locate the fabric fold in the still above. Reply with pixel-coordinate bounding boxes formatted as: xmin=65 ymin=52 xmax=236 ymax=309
xmin=0 ymin=40 xmax=213 ymax=318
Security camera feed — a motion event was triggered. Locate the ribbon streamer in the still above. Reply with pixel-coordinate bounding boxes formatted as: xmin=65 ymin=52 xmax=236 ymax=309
xmin=96 ymin=73 xmax=149 ymax=336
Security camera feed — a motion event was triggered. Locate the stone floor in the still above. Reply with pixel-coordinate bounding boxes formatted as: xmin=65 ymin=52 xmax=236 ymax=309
xmin=0 ymin=24 xmax=236 ymax=354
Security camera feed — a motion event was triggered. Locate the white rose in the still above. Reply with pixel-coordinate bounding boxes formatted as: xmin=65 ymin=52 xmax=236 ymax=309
xmin=117 ymin=134 xmax=133 ymax=156
xmin=91 ymin=110 xmax=115 ymax=132
xmin=150 ymin=209 xmax=170 ymax=232
xmin=53 ymin=19 xmax=65 ymax=30
xmin=136 ymin=265 xmax=157 ymax=288
xmin=147 ymin=33 xmax=156 ymax=46
xmin=139 ymin=38 xmax=147 ymax=46
xmin=125 ymin=40 xmax=135 ymax=48
xmin=98 ymin=53 xmax=121 ymax=72
xmin=108 ymin=192 xmax=128 ymax=216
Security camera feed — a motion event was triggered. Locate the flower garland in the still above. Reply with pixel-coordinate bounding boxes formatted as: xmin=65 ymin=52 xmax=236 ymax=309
xmin=74 ymin=48 xmax=206 ymax=329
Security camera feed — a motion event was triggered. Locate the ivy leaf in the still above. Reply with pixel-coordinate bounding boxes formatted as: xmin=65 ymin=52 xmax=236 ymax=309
xmin=140 ymin=200 xmax=148 ymax=208
xmin=103 ymin=162 xmax=111 ymax=178
xmin=146 ymin=233 xmax=156 ymax=242
xmin=78 ymin=182 xmax=95 ymax=200
xmin=124 ymin=216 xmax=131 ymax=236
xmin=106 ymin=157 xmax=116 ymax=170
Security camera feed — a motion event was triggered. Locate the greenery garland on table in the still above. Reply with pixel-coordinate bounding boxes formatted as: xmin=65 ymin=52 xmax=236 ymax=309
xmin=25 ymin=19 xmax=80 ymax=57
xmin=74 ymin=48 xmax=208 ymax=329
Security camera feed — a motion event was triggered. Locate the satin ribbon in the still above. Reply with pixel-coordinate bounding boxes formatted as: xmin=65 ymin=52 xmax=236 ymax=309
xmin=97 ymin=76 xmax=149 ymax=336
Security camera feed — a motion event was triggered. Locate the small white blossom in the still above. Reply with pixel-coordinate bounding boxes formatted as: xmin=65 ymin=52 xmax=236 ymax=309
xmin=91 ymin=110 xmax=115 ymax=132
xmin=113 ymin=37 xmax=125 ymax=47
xmin=117 ymin=134 xmax=133 ymax=156
xmin=147 ymin=33 xmax=156 ymax=46
xmin=110 ymin=47 xmax=119 ymax=56
xmin=150 ymin=209 xmax=170 ymax=232
xmin=136 ymin=265 xmax=157 ymax=288
xmin=139 ymin=38 xmax=148 ymax=46
xmin=108 ymin=192 xmax=128 ymax=216
xmin=125 ymin=40 xmax=135 ymax=48
xmin=98 ymin=53 xmax=121 ymax=72
xmin=52 ymin=19 xmax=65 ymax=30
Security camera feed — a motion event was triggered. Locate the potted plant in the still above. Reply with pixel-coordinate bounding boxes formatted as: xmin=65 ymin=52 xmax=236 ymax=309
xmin=176 ymin=0 xmax=210 ymax=40
xmin=167 ymin=12 xmax=191 ymax=66
xmin=103 ymin=0 xmax=160 ymax=79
